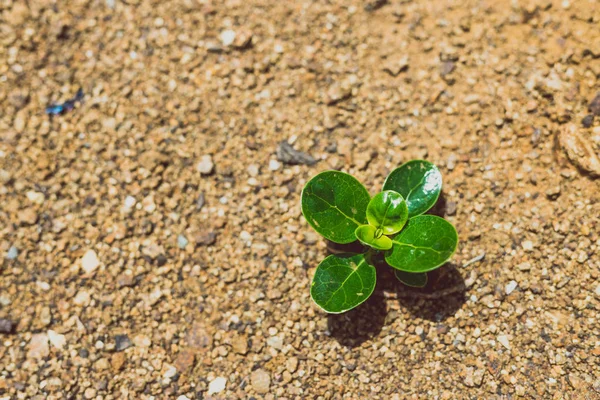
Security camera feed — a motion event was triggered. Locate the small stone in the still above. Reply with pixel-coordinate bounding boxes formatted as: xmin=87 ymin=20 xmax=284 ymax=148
xmin=251 ymin=369 xmax=271 ymax=394
xmin=232 ymin=335 xmax=248 ymax=355
xmin=497 ymin=335 xmax=510 ymax=350
xmin=326 ymin=84 xmax=352 ymax=105
xmin=26 ymin=191 xmax=44 ymax=205
xmin=220 ymin=30 xmax=236 ymax=46
xmin=505 ymin=281 xmax=518 ymax=295
xmin=568 ymin=373 xmax=583 ymax=389
xmin=269 ymin=159 xmax=281 ymax=171
xmin=74 ymin=290 xmax=91 ymax=306
xmin=111 ymin=352 xmax=126 ymax=371
xmin=208 ymin=377 xmax=227 ymax=395
xmin=266 ymin=335 xmax=283 ymax=350
xmin=47 ymin=330 xmax=66 ymax=350
xmin=174 ymin=349 xmax=196 ymax=374
xmin=84 ymin=388 xmax=97 ymax=399
xmin=582 ymin=114 xmax=594 ymax=128
xmin=177 ymin=234 xmax=189 ymax=249
xmin=81 ymin=249 xmax=100 ymax=273
xmin=6 ymin=246 xmax=18 ymax=260
xmin=163 ymin=365 xmax=177 ymax=379
xmin=286 ymin=357 xmax=298 ymax=373
xmin=588 ymin=92 xmax=600 ymax=116
xmin=0 ymin=319 xmax=15 ymax=334
xmin=194 ymin=230 xmax=216 ymax=246
xmin=18 ymin=208 xmax=37 ymax=225
xmin=197 ymin=155 xmax=214 ymax=175
xmin=124 ymin=195 xmax=136 ymax=209
xmin=27 ymin=333 xmax=49 ymax=359
xmin=115 ymin=334 xmax=132 ymax=351
xmin=133 ymin=334 xmax=151 ymax=347
xmin=522 ymin=241 xmax=534 ymax=251
xmin=247 ymin=164 xmax=260 ymax=177
xmin=177 ymin=396 xmax=190 ymax=400
xmin=276 ymin=141 xmax=316 ymax=165
xmin=95 ymin=358 xmax=110 ymax=370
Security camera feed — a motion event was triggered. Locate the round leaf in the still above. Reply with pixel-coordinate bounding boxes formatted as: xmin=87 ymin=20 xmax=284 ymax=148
xmin=355 ymin=225 xmax=393 ymax=250
xmin=366 ymin=190 xmax=408 ymax=235
xmin=383 ymin=160 xmax=442 ymax=218
xmin=310 ymin=253 xmax=376 ymax=314
xmin=385 ymin=215 xmax=458 ymax=273
xmin=302 ymin=171 xmax=370 ymax=244
xmin=394 ymin=270 xmax=428 ymax=287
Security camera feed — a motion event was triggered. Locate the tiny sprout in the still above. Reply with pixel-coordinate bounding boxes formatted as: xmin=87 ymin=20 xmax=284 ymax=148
xmin=301 ymin=160 xmax=458 ymax=314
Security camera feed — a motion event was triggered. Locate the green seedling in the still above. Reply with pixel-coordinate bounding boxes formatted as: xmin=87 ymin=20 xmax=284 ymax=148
xmin=301 ymin=160 xmax=458 ymax=313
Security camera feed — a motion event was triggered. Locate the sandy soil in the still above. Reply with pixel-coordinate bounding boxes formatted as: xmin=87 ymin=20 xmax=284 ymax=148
xmin=1 ymin=0 xmax=600 ymax=398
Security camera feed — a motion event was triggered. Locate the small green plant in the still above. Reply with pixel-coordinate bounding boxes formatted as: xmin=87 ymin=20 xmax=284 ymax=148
xmin=301 ymin=160 xmax=458 ymax=314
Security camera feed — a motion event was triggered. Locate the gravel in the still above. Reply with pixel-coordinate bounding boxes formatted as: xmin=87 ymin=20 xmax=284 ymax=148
xmin=1 ymin=0 xmax=599 ymax=398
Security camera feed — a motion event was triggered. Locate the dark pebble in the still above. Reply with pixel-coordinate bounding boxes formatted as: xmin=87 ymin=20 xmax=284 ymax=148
xmin=115 ymin=334 xmax=132 ymax=351
xmin=0 ymin=318 xmax=15 ymax=334
xmin=581 ymin=114 xmax=594 ymax=128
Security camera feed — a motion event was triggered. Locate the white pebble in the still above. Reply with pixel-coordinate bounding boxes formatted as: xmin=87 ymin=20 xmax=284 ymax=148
xmin=26 ymin=191 xmax=45 ymax=205
xmin=197 ymin=155 xmax=214 ymax=175
xmin=47 ymin=330 xmax=66 ymax=350
xmin=163 ymin=365 xmax=177 ymax=379
xmin=124 ymin=196 xmax=136 ymax=208
xmin=269 ymin=159 xmax=281 ymax=171
xmin=81 ymin=249 xmax=100 ymax=273
xmin=522 ymin=241 xmax=534 ymax=251
xmin=208 ymin=376 xmax=227 ymax=395
xmin=497 ymin=334 xmax=510 ymax=350
xmin=505 ymin=280 xmax=518 ymax=295
xmin=247 ymin=164 xmax=260 ymax=177
xmin=220 ymin=30 xmax=236 ymax=46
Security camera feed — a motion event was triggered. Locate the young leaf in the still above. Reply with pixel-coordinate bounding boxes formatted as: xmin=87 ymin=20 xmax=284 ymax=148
xmin=355 ymin=225 xmax=393 ymax=250
xmin=385 ymin=215 xmax=458 ymax=273
xmin=383 ymin=160 xmax=442 ymax=218
xmin=310 ymin=253 xmax=376 ymax=313
xmin=366 ymin=190 xmax=408 ymax=235
xmin=394 ymin=270 xmax=428 ymax=288
xmin=302 ymin=171 xmax=370 ymax=244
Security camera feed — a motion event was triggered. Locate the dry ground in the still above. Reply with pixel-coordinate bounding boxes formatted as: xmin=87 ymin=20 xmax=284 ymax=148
xmin=1 ymin=0 xmax=600 ymax=398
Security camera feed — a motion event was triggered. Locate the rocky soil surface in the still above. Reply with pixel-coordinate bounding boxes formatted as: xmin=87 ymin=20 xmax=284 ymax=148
xmin=1 ymin=0 xmax=600 ymax=398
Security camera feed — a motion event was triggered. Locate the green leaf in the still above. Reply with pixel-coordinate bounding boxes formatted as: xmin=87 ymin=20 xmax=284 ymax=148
xmin=383 ymin=160 xmax=442 ymax=218
xmin=385 ymin=215 xmax=458 ymax=273
xmin=394 ymin=270 xmax=428 ymax=287
xmin=366 ymin=190 xmax=408 ymax=235
xmin=301 ymin=171 xmax=370 ymax=244
xmin=310 ymin=253 xmax=376 ymax=313
xmin=355 ymin=225 xmax=392 ymax=250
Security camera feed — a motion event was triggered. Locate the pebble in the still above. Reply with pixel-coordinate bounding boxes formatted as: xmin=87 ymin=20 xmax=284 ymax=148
xmin=28 ymin=333 xmax=49 ymax=359
xmin=177 ymin=234 xmax=189 ymax=249
xmin=194 ymin=231 xmax=217 ymax=246
xmin=266 ymin=335 xmax=283 ymax=350
xmin=522 ymin=241 xmax=534 ymax=251
xmin=26 ymin=191 xmax=44 ymax=204
xmin=276 ymin=141 xmax=316 ymax=165
xmin=286 ymin=357 xmax=298 ymax=373
xmin=505 ymin=281 xmax=518 ymax=295
xmin=18 ymin=208 xmax=37 ymax=225
xmin=0 ymin=319 xmax=15 ymax=334
xmin=251 ymin=369 xmax=271 ymax=394
xmin=5 ymin=246 xmax=18 ymax=260
xmin=207 ymin=376 xmax=227 ymax=395
xmin=74 ymin=290 xmax=91 ymax=306
xmin=163 ymin=365 xmax=177 ymax=379
xmin=115 ymin=334 xmax=132 ymax=351
xmin=197 ymin=155 xmax=214 ymax=175
xmin=232 ymin=335 xmax=248 ymax=355
xmin=81 ymin=249 xmax=100 ymax=273
xmin=47 ymin=330 xmax=66 ymax=350
xmin=497 ymin=335 xmax=511 ymax=350
xmin=220 ymin=30 xmax=236 ymax=46
xmin=269 ymin=159 xmax=281 ymax=171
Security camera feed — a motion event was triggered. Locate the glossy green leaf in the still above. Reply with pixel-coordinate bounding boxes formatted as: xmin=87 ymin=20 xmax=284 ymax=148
xmin=355 ymin=225 xmax=392 ymax=250
xmin=383 ymin=160 xmax=442 ymax=218
xmin=310 ymin=253 xmax=376 ymax=314
xmin=394 ymin=270 xmax=428 ymax=288
xmin=302 ymin=171 xmax=371 ymax=244
xmin=366 ymin=190 xmax=408 ymax=235
xmin=385 ymin=215 xmax=458 ymax=273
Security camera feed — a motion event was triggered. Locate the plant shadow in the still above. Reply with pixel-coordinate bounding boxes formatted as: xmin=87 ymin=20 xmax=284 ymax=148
xmin=378 ymin=262 xmax=467 ymax=322
xmin=428 ymin=191 xmax=447 ymax=217
xmin=325 ymin=240 xmax=467 ymax=347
